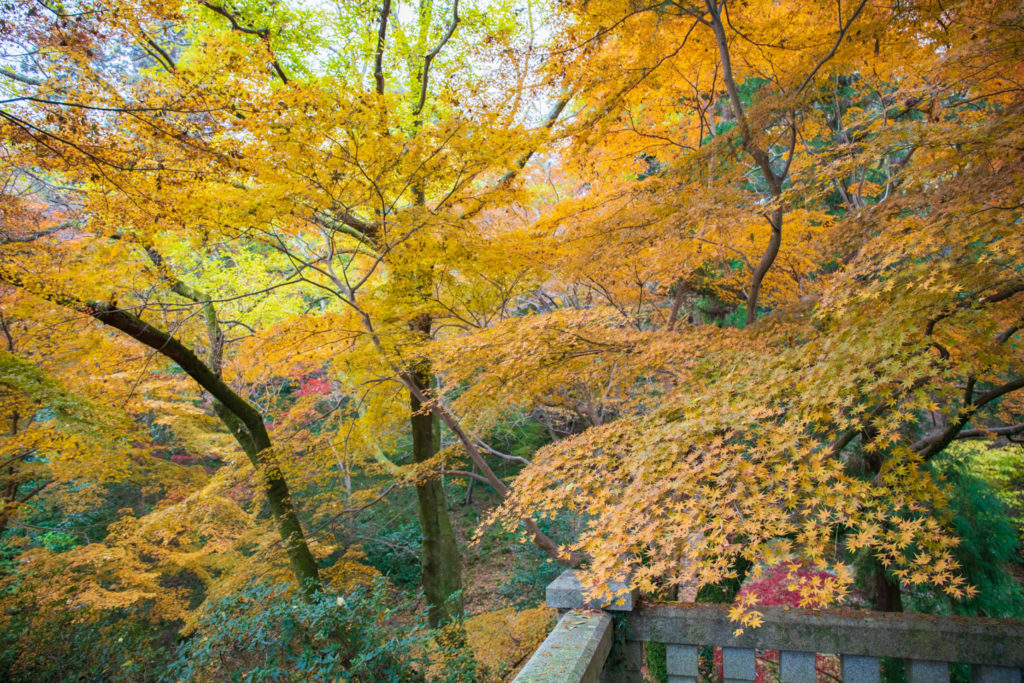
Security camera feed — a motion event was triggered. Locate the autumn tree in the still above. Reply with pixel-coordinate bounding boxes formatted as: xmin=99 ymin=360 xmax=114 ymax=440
xmin=0 ymin=1 xmax=327 ymax=593
xmin=0 ymin=0 xmax=577 ymax=628
xmin=434 ymin=0 xmax=1024 ymax=623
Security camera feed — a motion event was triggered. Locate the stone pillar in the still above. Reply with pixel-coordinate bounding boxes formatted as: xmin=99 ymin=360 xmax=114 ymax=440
xmin=544 ymin=570 xmax=641 ymax=682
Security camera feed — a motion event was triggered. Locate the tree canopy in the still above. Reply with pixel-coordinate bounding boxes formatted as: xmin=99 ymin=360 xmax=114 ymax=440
xmin=1 ymin=0 xmax=1023 ymax=676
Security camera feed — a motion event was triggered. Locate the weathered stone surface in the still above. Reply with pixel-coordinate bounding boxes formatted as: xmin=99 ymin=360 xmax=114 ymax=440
xmin=624 ymin=603 xmax=1024 ymax=666
xmin=599 ymin=639 xmax=644 ymax=682
xmin=514 ymin=609 xmax=612 ymax=683
xmin=546 ymin=569 xmax=638 ymax=611
xmin=665 ymin=644 xmax=699 ymax=678
xmin=972 ymin=665 xmax=1022 ymax=683
xmin=722 ymin=646 xmax=756 ymax=682
xmin=780 ymin=650 xmax=816 ymax=683
xmin=842 ymin=655 xmax=881 ymax=683
xmin=906 ymin=659 xmax=949 ymax=683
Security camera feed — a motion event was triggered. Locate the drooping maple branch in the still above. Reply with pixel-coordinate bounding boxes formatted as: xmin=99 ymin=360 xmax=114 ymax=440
xmin=0 ymin=222 xmax=73 ymax=245
xmin=476 ymin=439 xmax=532 ymax=466
xmin=925 ymin=281 xmax=1024 ymax=337
xmin=341 ymin=297 xmax=579 ymax=566
xmin=0 ymin=266 xmax=321 ymax=597
xmin=400 ymin=367 xmax=581 ymax=565
xmin=954 ymin=423 xmax=1024 ymax=440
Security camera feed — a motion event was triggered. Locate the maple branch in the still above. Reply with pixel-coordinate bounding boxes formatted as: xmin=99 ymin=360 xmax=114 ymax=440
xmin=440 ymin=468 xmax=492 ymax=485
xmin=296 ymin=484 xmax=398 ymax=544
xmin=828 ymin=402 xmax=889 ymax=457
xmin=705 ymin=0 xmax=786 ymax=325
xmin=996 ymin=323 xmax=1021 ymax=345
xmin=460 ymin=93 xmax=571 ymax=220
xmin=139 ymin=30 xmax=177 ymax=72
xmin=0 ymin=267 xmax=321 ymax=594
xmin=925 ymin=281 xmax=1024 ymax=336
xmin=476 ymin=439 xmax=532 ymax=466
xmin=345 ymin=300 xmax=580 ymax=567
xmin=412 ymin=0 xmax=460 ymax=117
xmin=402 ymin=367 xmax=580 ymax=565
xmin=200 ymin=1 xmax=288 ymax=84
xmin=780 ymin=118 xmax=798 ymax=179
xmin=722 ymin=1 xmax=792 ymax=50
xmin=374 ymin=0 xmax=393 ymax=96
xmin=16 ymin=478 xmax=51 ymax=504
xmin=0 ymin=109 xmax=147 ymax=173
xmin=316 ymin=210 xmax=379 ymax=244
xmin=4 ymin=515 xmax=107 ymax=535
xmin=705 ymin=0 xmax=778 ymax=190
xmin=795 ymin=0 xmax=869 ymax=94
xmin=666 ymin=281 xmax=689 ymax=330
xmin=0 ymin=448 xmax=35 ymax=472
xmin=0 ymin=479 xmax=53 ymax=533
xmin=95 ymin=304 xmax=264 ymax=440
xmin=144 ymin=246 xmax=225 ymax=374
xmin=693 ymin=236 xmax=753 ymax=271
xmin=746 ymin=208 xmax=783 ymax=325
xmin=0 ymin=222 xmax=73 ymax=244
xmin=0 ymin=67 xmax=44 ymax=87
xmin=954 ymin=423 xmax=1024 ymax=440
xmin=0 ymin=313 xmax=14 ymax=352
xmin=915 ymin=376 xmax=1024 ymax=460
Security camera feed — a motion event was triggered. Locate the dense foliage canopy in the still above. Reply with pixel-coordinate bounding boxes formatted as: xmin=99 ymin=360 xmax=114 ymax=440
xmin=1 ymin=0 xmax=1023 ymax=677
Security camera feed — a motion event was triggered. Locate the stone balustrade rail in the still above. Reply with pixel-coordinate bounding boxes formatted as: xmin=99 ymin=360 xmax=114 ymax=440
xmin=513 ymin=570 xmax=1024 ymax=683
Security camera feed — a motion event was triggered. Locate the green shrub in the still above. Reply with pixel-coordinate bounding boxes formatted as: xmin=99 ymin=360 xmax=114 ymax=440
xmin=171 ymin=577 xmax=474 ymax=682
xmin=358 ymin=519 xmax=423 ymax=590
xmin=918 ymin=448 xmax=1024 ymax=618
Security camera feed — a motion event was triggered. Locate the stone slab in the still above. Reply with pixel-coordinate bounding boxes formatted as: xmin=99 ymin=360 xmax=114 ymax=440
xmin=842 ymin=655 xmax=881 ymax=683
xmin=665 ymin=644 xmax=698 ymax=677
xmin=514 ymin=609 xmax=613 ymax=683
xmin=973 ymin=666 xmax=1022 ymax=683
xmin=722 ymin=647 xmax=756 ymax=682
xmin=624 ymin=603 xmax=1024 ymax=667
xmin=906 ymin=659 xmax=949 ymax=683
xmin=780 ymin=650 xmax=816 ymax=683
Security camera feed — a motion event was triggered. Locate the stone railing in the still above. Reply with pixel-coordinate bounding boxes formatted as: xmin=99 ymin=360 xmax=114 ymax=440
xmin=514 ymin=570 xmax=1024 ymax=683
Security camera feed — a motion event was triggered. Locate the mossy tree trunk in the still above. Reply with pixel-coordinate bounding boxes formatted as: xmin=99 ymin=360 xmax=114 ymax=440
xmin=410 ymin=316 xmax=463 ymax=627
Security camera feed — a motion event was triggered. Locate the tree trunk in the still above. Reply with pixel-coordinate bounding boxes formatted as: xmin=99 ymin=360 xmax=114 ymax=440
xmin=410 ymin=320 xmax=464 ymax=627
xmin=868 ymin=556 xmax=903 ymax=612
xmin=858 ymin=424 xmax=902 ymax=613
xmin=213 ymin=401 xmax=321 ymax=600
xmin=0 ymin=265 xmax=323 ymax=599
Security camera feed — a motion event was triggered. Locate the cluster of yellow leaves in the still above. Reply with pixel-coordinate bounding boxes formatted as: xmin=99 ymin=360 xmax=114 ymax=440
xmin=424 ymin=0 xmax=1024 ymax=621
xmin=428 ymin=606 xmax=556 ymax=681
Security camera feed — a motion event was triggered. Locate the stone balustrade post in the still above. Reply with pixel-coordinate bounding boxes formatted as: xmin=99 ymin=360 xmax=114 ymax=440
xmin=513 ymin=569 xmax=639 ymax=683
